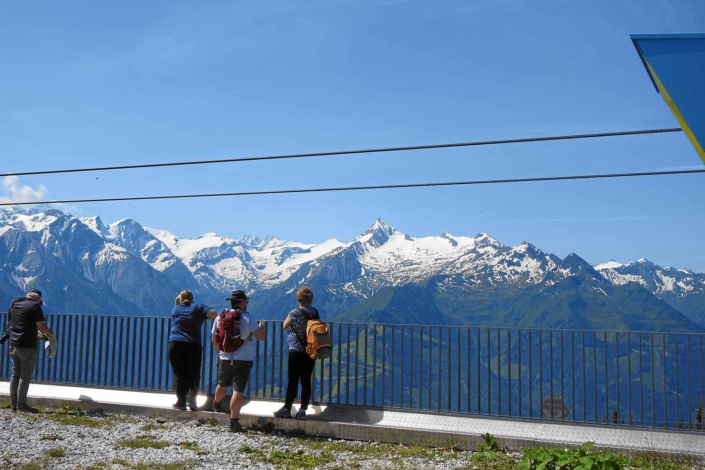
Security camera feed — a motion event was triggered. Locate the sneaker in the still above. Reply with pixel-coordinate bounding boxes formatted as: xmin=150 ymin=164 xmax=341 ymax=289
xmin=172 ymin=402 xmax=187 ymax=411
xmin=188 ymin=401 xmax=199 ymax=412
xmin=17 ymin=404 xmax=39 ymax=413
xmin=228 ymin=419 xmax=245 ymax=433
xmin=295 ymin=409 xmax=307 ymax=420
xmin=273 ymin=406 xmax=292 ymax=419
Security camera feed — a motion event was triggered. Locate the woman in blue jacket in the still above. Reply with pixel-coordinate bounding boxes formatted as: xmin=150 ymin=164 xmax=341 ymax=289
xmin=169 ymin=289 xmax=217 ymax=410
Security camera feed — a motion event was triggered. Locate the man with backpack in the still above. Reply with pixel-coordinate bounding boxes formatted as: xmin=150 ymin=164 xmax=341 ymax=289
xmin=210 ymin=289 xmax=265 ymax=432
xmin=7 ymin=289 xmax=57 ymax=412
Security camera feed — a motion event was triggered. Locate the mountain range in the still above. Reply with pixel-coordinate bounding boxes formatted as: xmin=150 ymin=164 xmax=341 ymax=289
xmin=0 ymin=206 xmax=703 ymax=332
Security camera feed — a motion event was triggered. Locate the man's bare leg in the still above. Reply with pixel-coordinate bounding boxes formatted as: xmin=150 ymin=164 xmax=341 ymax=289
xmin=230 ymin=391 xmax=243 ymax=419
xmin=214 ymin=385 xmax=227 ymax=405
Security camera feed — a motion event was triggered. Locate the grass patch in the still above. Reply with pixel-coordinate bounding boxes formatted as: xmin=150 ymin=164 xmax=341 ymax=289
xmin=178 ymin=441 xmax=206 ymax=453
xmin=0 ymin=402 xmax=12 ymax=409
xmin=45 ymin=447 xmax=66 ymax=458
xmin=471 ymin=450 xmax=518 ymax=470
xmin=15 ymin=464 xmax=45 ymax=470
xmin=140 ymin=423 xmax=165 ymax=431
xmin=178 ymin=441 xmax=208 ymax=455
xmin=40 ymin=434 xmax=64 ymax=441
xmin=117 ymin=434 xmax=172 ymax=450
xmin=45 ymin=413 xmax=106 ymax=428
xmin=77 ymin=462 xmax=192 ymax=470
xmin=76 ymin=463 xmax=110 ymax=470
xmin=291 ymin=438 xmax=455 ymax=461
xmin=128 ymin=463 xmax=192 ymax=470
xmin=240 ymin=445 xmax=335 ymax=469
xmin=626 ymin=455 xmax=699 ymax=470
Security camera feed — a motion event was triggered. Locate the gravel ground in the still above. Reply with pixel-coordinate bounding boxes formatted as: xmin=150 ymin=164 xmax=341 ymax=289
xmin=0 ymin=407 xmax=482 ymax=470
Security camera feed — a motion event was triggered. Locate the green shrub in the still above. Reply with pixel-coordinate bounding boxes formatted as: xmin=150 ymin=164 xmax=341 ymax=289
xmin=45 ymin=447 xmax=66 ymax=458
xmin=519 ymin=442 xmax=624 ymax=470
xmin=478 ymin=433 xmax=508 ymax=453
xmin=117 ymin=435 xmax=171 ymax=449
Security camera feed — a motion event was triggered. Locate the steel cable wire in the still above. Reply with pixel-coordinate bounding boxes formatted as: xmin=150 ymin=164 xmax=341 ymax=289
xmin=3 ymin=168 xmax=703 ymax=206
xmin=0 ymin=128 xmax=683 ymax=178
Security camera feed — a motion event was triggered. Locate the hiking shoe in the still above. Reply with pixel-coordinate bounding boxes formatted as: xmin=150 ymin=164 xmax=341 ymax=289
xmin=188 ymin=401 xmax=199 ymax=412
xmin=17 ymin=405 xmax=39 ymax=413
xmin=10 ymin=405 xmax=17 ymax=412
xmin=228 ymin=419 xmax=245 ymax=433
xmin=210 ymin=401 xmax=225 ymax=413
xmin=172 ymin=402 xmax=187 ymax=411
xmin=273 ymin=406 xmax=292 ymax=419
xmin=295 ymin=409 xmax=307 ymax=420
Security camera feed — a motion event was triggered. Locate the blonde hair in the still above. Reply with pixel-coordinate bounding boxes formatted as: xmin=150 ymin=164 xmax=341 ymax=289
xmin=296 ymin=286 xmax=313 ymax=306
xmin=176 ymin=289 xmax=193 ymax=306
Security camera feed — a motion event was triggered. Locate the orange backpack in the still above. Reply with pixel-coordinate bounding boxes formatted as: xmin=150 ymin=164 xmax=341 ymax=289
xmin=295 ymin=308 xmax=332 ymax=360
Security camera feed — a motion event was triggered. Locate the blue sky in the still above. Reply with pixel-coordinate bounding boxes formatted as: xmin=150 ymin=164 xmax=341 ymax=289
xmin=1 ymin=0 xmax=704 ymax=271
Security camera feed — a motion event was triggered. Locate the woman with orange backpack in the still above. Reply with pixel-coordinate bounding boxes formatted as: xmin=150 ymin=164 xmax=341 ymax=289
xmin=273 ymin=286 xmax=319 ymax=420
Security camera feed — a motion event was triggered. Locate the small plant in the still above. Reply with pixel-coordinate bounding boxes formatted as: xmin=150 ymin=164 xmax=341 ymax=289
xmin=519 ymin=442 xmax=625 ymax=470
xmin=179 ymin=441 xmax=207 ymax=454
xmin=117 ymin=435 xmax=171 ymax=449
xmin=266 ymin=449 xmax=335 ymax=468
xmin=140 ymin=423 xmax=164 ymax=431
xmin=478 ymin=433 xmax=507 ymax=453
xmin=45 ymin=447 xmax=66 ymax=458
xmin=40 ymin=435 xmax=64 ymax=441
xmin=0 ymin=402 xmax=12 ymax=409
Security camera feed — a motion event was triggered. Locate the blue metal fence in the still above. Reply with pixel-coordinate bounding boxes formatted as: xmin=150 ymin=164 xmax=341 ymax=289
xmin=1 ymin=313 xmax=703 ymax=431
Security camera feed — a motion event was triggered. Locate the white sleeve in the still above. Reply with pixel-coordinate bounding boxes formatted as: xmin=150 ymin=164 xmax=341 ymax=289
xmin=211 ymin=316 xmax=219 ymax=335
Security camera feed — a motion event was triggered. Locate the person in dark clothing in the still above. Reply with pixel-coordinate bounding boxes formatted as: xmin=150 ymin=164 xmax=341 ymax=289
xmin=168 ymin=289 xmax=217 ymax=411
xmin=273 ymin=286 xmax=319 ymax=420
xmin=8 ymin=288 xmax=57 ymax=412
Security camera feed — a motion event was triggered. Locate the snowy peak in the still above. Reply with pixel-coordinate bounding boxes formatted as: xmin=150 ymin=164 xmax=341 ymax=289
xmin=79 ymin=216 xmax=110 ymax=237
xmin=363 ymin=219 xmax=396 ymax=237
xmin=595 ymin=258 xmax=705 ymax=297
xmin=238 ymin=233 xmax=262 ymax=248
xmin=356 ymin=219 xmax=402 ymax=248
xmin=595 ymin=260 xmax=624 ymax=271
xmin=473 ymin=233 xmax=501 ymax=248
xmin=0 ymin=210 xmax=68 ymax=235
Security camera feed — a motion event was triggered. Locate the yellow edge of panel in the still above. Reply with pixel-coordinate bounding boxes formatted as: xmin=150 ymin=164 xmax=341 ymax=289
xmin=644 ymin=59 xmax=705 ymax=165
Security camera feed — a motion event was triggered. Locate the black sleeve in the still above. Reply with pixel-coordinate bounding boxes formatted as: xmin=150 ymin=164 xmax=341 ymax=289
xmin=34 ymin=306 xmax=46 ymax=324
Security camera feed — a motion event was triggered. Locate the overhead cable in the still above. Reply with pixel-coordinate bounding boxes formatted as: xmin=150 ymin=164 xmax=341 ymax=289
xmin=0 ymin=128 xmax=683 ymax=178
xmin=3 ymin=168 xmax=703 ymax=206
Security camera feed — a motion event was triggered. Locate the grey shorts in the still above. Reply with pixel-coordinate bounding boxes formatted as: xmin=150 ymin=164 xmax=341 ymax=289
xmin=217 ymin=359 xmax=253 ymax=392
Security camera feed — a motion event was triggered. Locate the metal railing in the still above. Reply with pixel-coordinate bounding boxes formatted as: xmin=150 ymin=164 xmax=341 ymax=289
xmin=1 ymin=313 xmax=703 ymax=431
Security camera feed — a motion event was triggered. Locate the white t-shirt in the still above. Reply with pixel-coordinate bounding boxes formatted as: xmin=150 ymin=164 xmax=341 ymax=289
xmin=211 ymin=311 xmax=255 ymax=361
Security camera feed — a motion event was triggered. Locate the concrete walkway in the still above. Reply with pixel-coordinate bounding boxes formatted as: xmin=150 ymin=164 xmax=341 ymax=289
xmin=1 ymin=381 xmax=703 ymax=461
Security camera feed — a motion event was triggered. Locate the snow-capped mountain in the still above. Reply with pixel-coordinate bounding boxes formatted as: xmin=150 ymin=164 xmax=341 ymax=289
xmin=0 ymin=207 xmax=179 ymax=316
xmin=0 ymin=207 xmax=702 ymax=330
xmin=595 ymin=259 xmax=705 ymax=327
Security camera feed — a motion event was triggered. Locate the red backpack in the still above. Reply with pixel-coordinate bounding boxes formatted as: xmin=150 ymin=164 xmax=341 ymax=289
xmin=215 ymin=309 xmax=245 ymax=352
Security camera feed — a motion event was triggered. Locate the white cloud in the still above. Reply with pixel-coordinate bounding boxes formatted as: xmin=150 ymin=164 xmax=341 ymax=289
xmin=0 ymin=176 xmax=48 ymax=204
